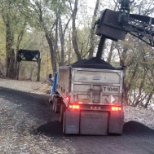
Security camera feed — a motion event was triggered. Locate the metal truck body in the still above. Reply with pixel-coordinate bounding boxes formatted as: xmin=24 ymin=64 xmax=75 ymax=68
xmin=49 ymin=0 xmax=154 ymax=135
xmin=50 ymin=65 xmax=124 ymax=135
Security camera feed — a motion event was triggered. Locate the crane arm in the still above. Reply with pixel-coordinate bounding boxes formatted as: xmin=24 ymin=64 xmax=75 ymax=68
xmin=126 ymin=14 xmax=154 ymax=47
xmin=94 ymin=0 xmax=154 ymax=59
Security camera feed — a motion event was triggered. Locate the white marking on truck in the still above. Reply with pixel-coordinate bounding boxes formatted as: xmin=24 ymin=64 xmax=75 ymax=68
xmin=106 ymin=95 xmax=115 ymax=103
xmin=103 ymin=86 xmax=119 ymax=93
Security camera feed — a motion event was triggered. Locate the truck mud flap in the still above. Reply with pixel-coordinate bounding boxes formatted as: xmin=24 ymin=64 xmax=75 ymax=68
xmin=80 ymin=111 xmax=108 ymax=135
xmin=63 ymin=110 xmax=80 ymax=134
xmin=108 ymin=111 xmax=124 ymax=134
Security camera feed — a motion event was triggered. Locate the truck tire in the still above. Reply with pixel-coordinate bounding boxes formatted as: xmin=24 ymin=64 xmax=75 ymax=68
xmin=59 ymin=104 xmax=65 ymax=123
xmin=52 ymin=97 xmax=56 ymax=111
xmin=63 ymin=111 xmax=66 ymax=134
xmin=49 ymin=95 xmax=53 ymax=104
xmin=54 ymin=97 xmax=61 ymax=113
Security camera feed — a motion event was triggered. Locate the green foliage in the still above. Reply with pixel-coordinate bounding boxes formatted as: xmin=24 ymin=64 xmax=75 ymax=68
xmin=111 ymin=34 xmax=154 ymax=106
xmin=0 ymin=17 xmax=6 ymax=57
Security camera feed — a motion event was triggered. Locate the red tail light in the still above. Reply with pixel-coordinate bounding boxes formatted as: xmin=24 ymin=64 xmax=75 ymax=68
xmin=66 ymin=96 xmax=69 ymax=101
xmin=111 ymin=106 xmax=122 ymax=111
xmin=69 ymin=105 xmax=80 ymax=109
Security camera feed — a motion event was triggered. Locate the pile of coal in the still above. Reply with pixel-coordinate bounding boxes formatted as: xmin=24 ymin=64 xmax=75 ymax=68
xmin=71 ymin=57 xmax=117 ymax=70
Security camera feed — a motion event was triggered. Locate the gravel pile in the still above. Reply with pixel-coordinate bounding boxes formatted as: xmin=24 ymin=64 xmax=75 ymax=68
xmin=71 ymin=57 xmax=117 ymax=69
xmin=124 ymin=105 xmax=154 ymax=129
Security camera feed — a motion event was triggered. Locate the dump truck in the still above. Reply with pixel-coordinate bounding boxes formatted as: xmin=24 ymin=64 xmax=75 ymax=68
xmin=49 ymin=0 xmax=154 ymax=135
xmin=49 ymin=58 xmax=124 ymax=135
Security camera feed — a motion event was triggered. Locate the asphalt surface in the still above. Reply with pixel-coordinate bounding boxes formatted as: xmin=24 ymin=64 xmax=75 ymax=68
xmin=0 ymin=87 xmax=154 ymax=154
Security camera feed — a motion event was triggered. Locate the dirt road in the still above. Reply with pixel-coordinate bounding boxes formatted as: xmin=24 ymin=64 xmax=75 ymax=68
xmin=0 ymin=82 xmax=154 ymax=154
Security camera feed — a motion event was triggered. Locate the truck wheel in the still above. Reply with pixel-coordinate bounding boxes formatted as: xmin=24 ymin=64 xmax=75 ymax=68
xmin=54 ymin=97 xmax=60 ymax=113
xmin=63 ymin=111 xmax=66 ymax=134
xmin=49 ymin=96 xmax=53 ymax=104
xmin=52 ymin=97 xmax=56 ymax=111
xmin=59 ymin=104 xmax=65 ymax=123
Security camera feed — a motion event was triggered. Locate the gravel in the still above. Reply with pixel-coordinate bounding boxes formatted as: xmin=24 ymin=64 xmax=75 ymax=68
xmin=124 ymin=105 xmax=154 ymax=129
xmin=0 ymin=79 xmax=73 ymax=154
xmin=71 ymin=57 xmax=117 ymax=69
xmin=0 ymin=79 xmax=154 ymax=154
xmin=0 ymin=79 xmax=46 ymax=94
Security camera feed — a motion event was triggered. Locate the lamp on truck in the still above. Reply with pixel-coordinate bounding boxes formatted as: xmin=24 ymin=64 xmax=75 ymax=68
xmin=111 ymin=106 xmax=122 ymax=111
xmin=69 ymin=105 xmax=80 ymax=109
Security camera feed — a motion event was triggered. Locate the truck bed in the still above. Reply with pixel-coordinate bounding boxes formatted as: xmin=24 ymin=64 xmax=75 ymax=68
xmin=57 ymin=65 xmax=123 ymax=107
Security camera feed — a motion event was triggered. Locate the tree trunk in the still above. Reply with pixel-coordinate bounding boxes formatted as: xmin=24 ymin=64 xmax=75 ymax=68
xmin=29 ymin=64 xmax=35 ymax=80
xmin=59 ymin=18 xmax=65 ymax=66
xmin=72 ymin=0 xmax=81 ymax=60
xmin=59 ymin=15 xmax=71 ymax=66
xmin=133 ymin=65 xmax=146 ymax=107
xmin=37 ymin=2 xmax=57 ymax=75
xmin=88 ymin=0 xmax=100 ymax=58
xmin=53 ymin=12 xmax=59 ymax=69
xmin=144 ymin=90 xmax=154 ymax=108
xmin=5 ymin=19 xmax=15 ymax=78
xmin=15 ymin=21 xmax=26 ymax=79
xmin=107 ymin=41 xmax=114 ymax=63
xmin=45 ymin=32 xmax=57 ymax=75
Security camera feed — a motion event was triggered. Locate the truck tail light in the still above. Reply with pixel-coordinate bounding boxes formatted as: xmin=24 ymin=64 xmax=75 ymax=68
xmin=66 ymin=96 xmax=69 ymax=101
xmin=69 ymin=104 xmax=80 ymax=109
xmin=111 ymin=106 xmax=122 ymax=111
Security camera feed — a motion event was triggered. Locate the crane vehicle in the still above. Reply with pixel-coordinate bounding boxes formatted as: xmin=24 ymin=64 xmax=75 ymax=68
xmin=49 ymin=0 xmax=154 ymax=135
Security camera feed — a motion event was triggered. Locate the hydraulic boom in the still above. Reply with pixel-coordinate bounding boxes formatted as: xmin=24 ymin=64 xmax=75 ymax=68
xmin=95 ymin=0 xmax=154 ymax=59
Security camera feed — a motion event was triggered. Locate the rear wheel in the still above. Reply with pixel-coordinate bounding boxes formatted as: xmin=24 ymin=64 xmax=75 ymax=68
xmin=59 ymin=104 xmax=65 ymax=123
xmin=52 ymin=97 xmax=56 ymax=111
xmin=54 ymin=97 xmax=61 ymax=113
xmin=63 ymin=111 xmax=66 ymax=134
xmin=49 ymin=99 xmax=53 ymax=104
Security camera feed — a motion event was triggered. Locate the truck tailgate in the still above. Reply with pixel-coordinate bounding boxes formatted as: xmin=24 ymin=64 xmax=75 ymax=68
xmin=72 ymin=68 xmax=123 ymax=105
xmin=80 ymin=111 xmax=108 ymax=135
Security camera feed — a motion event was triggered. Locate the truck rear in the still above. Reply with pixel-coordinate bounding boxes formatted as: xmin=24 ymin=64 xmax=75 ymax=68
xmin=50 ymin=59 xmax=124 ymax=135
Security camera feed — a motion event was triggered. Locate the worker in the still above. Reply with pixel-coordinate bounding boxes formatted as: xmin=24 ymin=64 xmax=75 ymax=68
xmin=48 ymin=74 xmax=54 ymax=84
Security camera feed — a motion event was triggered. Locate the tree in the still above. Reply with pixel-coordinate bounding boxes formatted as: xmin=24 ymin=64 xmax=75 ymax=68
xmin=30 ymin=0 xmax=72 ymax=74
xmin=103 ymin=0 xmax=154 ymax=107
xmin=0 ymin=0 xmax=28 ymax=78
xmin=71 ymin=0 xmax=82 ymax=60
xmin=88 ymin=0 xmax=100 ymax=58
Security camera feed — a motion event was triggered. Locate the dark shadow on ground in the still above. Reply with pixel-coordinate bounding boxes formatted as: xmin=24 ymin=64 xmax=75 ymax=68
xmin=0 ymin=86 xmax=49 ymax=105
xmin=31 ymin=121 xmax=64 ymax=137
xmin=123 ymin=121 xmax=154 ymax=136
xmin=0 ymin=86 xmax=53 ymax=121
xmin=32 ymin=120 xmax=154 ymax=138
